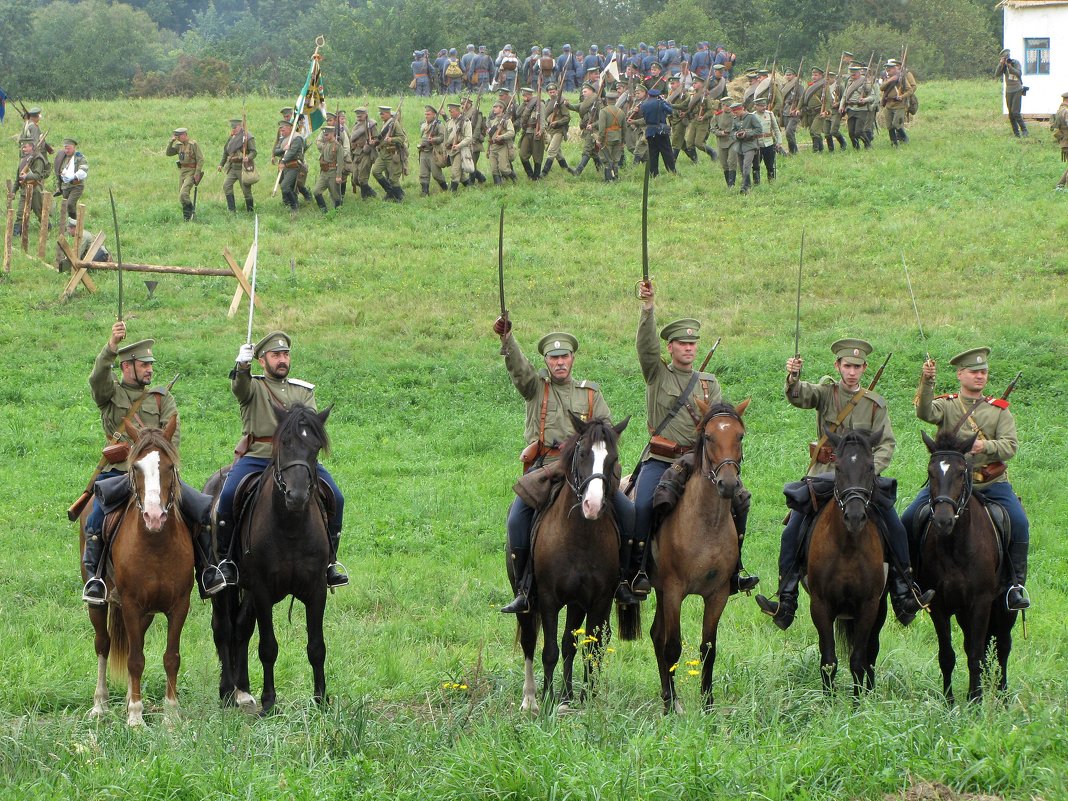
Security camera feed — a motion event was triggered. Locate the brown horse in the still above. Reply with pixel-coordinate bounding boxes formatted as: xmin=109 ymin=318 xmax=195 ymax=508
xmin=805 ymin=427 xmax=888 ymax=695
xmin=918 ymin=430 xmax=1018 ymax=703
xmin=79 ymin=416 xmax=194 ymax=725
xmin=650 ymin=399 xmax=749 ymax=713
xmin=511 ymin=413 xmax=635 ymax=714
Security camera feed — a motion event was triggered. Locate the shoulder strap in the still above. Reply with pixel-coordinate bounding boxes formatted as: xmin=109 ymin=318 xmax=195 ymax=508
xmin=537 ymin=380 xmax=550 ymax=444
xmin=651 ymin=370 xmax=701 ymax=436
xmin=587 ymin=387 xmax=595 ymax=421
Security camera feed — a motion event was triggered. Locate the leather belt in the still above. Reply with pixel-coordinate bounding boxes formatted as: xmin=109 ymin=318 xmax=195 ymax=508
xmin=253 ymin=436 xmax=274 ymax=444
xmin=229 ymin=156 xmax=244 ymax=162
xmin=320 ymin=162 xmax=336 ymax=169
xmin=179 ymin=163 xmax=197 ymax=169
xmin=283 ymin=160 xmax=301 ymax=168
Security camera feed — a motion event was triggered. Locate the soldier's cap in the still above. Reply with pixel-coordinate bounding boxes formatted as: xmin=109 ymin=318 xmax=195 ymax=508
xmin=828 ymin=71 xmax=837 ymax=77
xmin=27 ymin=107 xmax=42 ymax=116
xmin=745 ymin=70 xmax=759 ymax=78
xmin=413 ymin=50 xmax=420 ymax=57
xmin=843 ymin=51 xmax=855 ymax=59
xmin=479 ymin=45 xmax=487 ymax=52
xmin=424 ymin=104 xmax=437 ymax=113
xmin=173 ymin=127 xmax=188 ymax=136
xmin=849 ymin=65 xmax=863 ymax=71
xmin=354 ymin=107 xmax=368 ymax=114
xmin=66 ymin=217 xmax=78 ymax=227
xmin=492 ymin=100 xmax=504 ymax=109
xmin=648 ymin=88 xmax=662 ymax=97
xmin=885 ymin=58 xmax=900 ymax=67
xmin=18 ymin=135 xmax=33 ymax=144
xmin=542 ymin=47 xmax=552 ymax=55
xmin=254 ymin=331 xmax=291 ymax=360
xmin=668 ymin=74 xmax=681 ymax=83
xmin=668 ymin=40 xmax=676 ymax=46
xmin=378 ymin=106 xmax=393 ymax=113
xmin=447 ymin=102 xmax=461 ymax=109
xmin=466 ymin=44 xmax=475 ymax=50
xmin=563 ymin=43 xmax=571 ymax=50
xmin=278 ymin=120 xmax=292 ymax=129
xmin=63 ymin=137 xmax=78 ymax=146
xmin=1062 ymin=91 xmax=1068 ymax=99
xmin=504 ymin=44 xmax=514 ymax=51
xmin=811 ymin=66 xmax=824 ymax=74
xmin=531 ymin=46 xmax=540 ymax=53
xmin=660 ymin=318 xmax=701 ymax=343
xmin=582 ymin=81 xmax=597 ymax=91
xmin=607 ymin=90 xmax=619 ymax=99
xmin=758 ymin=69 xmax=770 ymax=76
xmin=831 ymin=338 xmax=872 ymax=365
xmin=999 ymin=48 xmax=1010 ymax=58
xmin=712 ymin=64 xmax=725 ymax=70
xmin=754 ymin=95 xmax=769 ymax=105
xmin=538 ymin=332 xmax=579 ymax=357
xmin=117 ymin=339 xmax=156 ymax=364
xmin=521 ymin=86 xmax=534 ymax=94
xmin=326 ymin=111 xmax=337 ymax=119
xmin=649 ymin=62 xmax=662 ymax=70
xmin=784 ymin=68 xmax=796 ymax=75
xmin=449 ymin=48 xmax=457 ymax=55
xmin=229 ymin=118 xmax=243 ymax=126
xmin=729 ymin=99 xmax=745 ymax=109
xmin=438 ymin=49 xmax=447 ymax=55
xmin=545 ymin=82 xmax=558 ymax=91
xmin=950 ymin=347 xmax=991 ymax=371
xmin=280 ymin=107 xmax=294 ymax=115
xmin=590 ymin=44 xmax=599 ymax=51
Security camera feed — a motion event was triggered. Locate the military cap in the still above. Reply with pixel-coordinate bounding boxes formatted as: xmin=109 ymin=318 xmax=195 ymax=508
xmin=754 ymin=95 xmax=769 ymax=105
xmin=117 ymin=339 xmax=156 ymax=363
xmin=538 ymin=332 xmax=579 ymax=357
xmin=1062 ymin=91 xmax=1068 ymax=99
xmin=424 ymin=104 xmax=437 ymax=113
xmin=354 ymin=106 xmax=368 ymax=114
xmin=229 ymin=118 xmax=243 ymax=126
xmin=278 ymin=120 xmax=292 ymax=129
xmin=745 ymin=70 xmax=759 ymax=78
xmin=590 ymin=44 xmax=599 ymax=51
xmin=950 ymin=347 xmax=991 ymax=371
xmin=828 ymin=71 xmax=837 ymax=77
xmin=587 ymin=66 xmax=600 ymax=73
xmin=326 ymin=111 xmax=337 ymax=119
xmin=668 ymin=74 xmax=681 ymax=83
xmin=758 ymin=69 xmax=770 ymax=76
xmin=831 ymin=338 xmax=872 ymax=366
xmin=885 ymin=58 xmax=900 ymax=67
xmin=784 ymin=68 xmax=796 ymax=76
xmin=438 ymin=49 xmax=447 ymax=55
xmin=18 ymin=135 xmax=34 ymax=144
xmin=378 ymin=105 xmax=393 ymax=113
xmin=660 ymin=318 xmax=701 ymax=343
xmin=280 ymin=107 xmax=294 ymax=115
xmin=504 ymin=44 xmax=514 ymax=50
xmin=545 ymin=82 xmax=558 ymax=91
xmin=728 ymin=99 xmax=745 ymax=109
xmin=27 ymin=106 xmax=42 ymax=116
xmin=582 ymin=81 xmax=597 ymax=91
xmin=492 ymin=100 xmax=504 ymax=110
xmin=563 ymin=43 xmax=571 ymax=50
xmin=173 ymin=127 xmax=188 ymax=136
xmin=531 ymin=46 xmax=540 ymax=54
xmin=479 ymin=45 xmax=487 ymax=52
xmin=413 ymin=50 xmax=420 ymax=57
xmin=843 ymin=51 xmax=855 ymax=59
xmin=811 ymin=66 xmax=824 ymax=74
xmin=449 ymin=47 xmax=458 ymax=55
xmin=66 ymin=216 xmax=78 ymax=227
xmin=606 ymin=90 xmax=619 ymax=100
xmin=667 ymin=40 xmax=676 ymax=46
xmin=542 ymin=47 xmax=552 ymax=55
xmin=849 ymin=65 xmax=863 ymax=72
xmin=648 ymin=88 xmax=662 ymax=97
xmin=712 ymin=64 xmax=725 ymax=71
xmin=999 ymin=48 xmax=1010 ymax=58
xmin=63 ymin=137 xmax=78 ymax=146
xmin=447 ymin=101 xmax=461 ymax=109
xmin=254 ymin=331 xmax=291 ymax=359
xmin=521 ymin=86 xmax=534 ymax=94
xmin=466 ymin=43 xmax=475 ymax=50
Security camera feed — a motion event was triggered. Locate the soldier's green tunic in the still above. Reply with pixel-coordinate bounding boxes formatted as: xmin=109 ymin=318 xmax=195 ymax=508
xmin=274 ymin=132 xmax=306 ymax=206
xmin=55 ymin=149 xmax=89 ymax=221
xmin=711 ymin=107 xmax=737 ymax=170
xmin=164 ymin=136 xmax=204 ymax=205
xmin=417 ymin=116 xmax=448 ymax=187
xmin=786 ymin=377 xmax=894 ymax=477
xmin=683 ymin=93 xmax=717 ymax=151
xmin=90 ymin=344 xmax=179 ymax=471
xmin=1054 ymin=97 xmax=1068 ymax=189
xmin=502 ymin=332 xmax=610 ymax=457
xmin=637 ymin=309 xmax=721 ymax=461
xmin=801 ymin=76 xmax=830 ymax=138
xmin=444 ymin=112 xmax=474 ymax=182
xmin=596 ymin=103 xmax=625 ymax=166
xmin=312 ymin=134 xmax=349 ymax=205
xmin=371 ymin=114 xmax=408 ymax=186
xmin=880 ymin=70 xmax=916 ymax=130
xmin=349 ymin=118 xmax=378 ymax=191
xmin=486 ymin=113 xmax=516 ymax=178
xmin=231 ymin=368 xmax=316 ymax=459
xmin=577 ymin=94 xmax=600 ymax=158
xmin=915 ymin=384 xmax=1017 ymax=488
xmin=541 ymin=94 xmax=573 ymax=161
xmin=16 ymin=148 xmax=48 ymax=225
xmin=518 ymin=97 xmax=545 ymax=164
xmin=220 ymin=129 xmax=257 ymax=203
xmin=667 ymin=87 xmax=690 ymax=152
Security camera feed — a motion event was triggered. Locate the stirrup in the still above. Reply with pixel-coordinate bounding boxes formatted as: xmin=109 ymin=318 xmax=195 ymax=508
xmin=615 ymin=581 xmax=642 ymax=605
xmin=630 ymin=571 xmax=652 ymax=595
xmin=1005 ymin=584 xmax=1030 ymax=611
xmin=218 ymin=559 xmax=239 ymax=586
xmin=326 ymin=561 xmax=350 ymax=588
xmin=500 ymin=592 xmax=530 ymax=614
xmin=200 ymin=565 xmax=228 ymax=597
xmin=82 ymin=577 xmax=108 ymax=606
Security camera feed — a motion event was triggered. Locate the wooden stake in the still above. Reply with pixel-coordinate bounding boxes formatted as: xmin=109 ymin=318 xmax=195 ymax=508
xmin=3 ymin=181 xmax=12 ymax=275
xmin=37 ymin=192 xmax=52 ymax=263
xmin=223 ymin=247 xmax=264 ymax=311
xmin=227 ymin=238 xmax=258 ymax=318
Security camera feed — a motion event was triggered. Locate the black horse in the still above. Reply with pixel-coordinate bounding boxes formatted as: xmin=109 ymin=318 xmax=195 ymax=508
xmin=206 ymin=404 xmax=333 ymax=713
xmin=918 ymin=430 xmax=1018 ymax=703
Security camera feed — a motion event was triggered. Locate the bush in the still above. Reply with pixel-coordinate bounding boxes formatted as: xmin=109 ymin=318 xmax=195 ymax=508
xmin=131 ymin=54 xmax=238 ymax=97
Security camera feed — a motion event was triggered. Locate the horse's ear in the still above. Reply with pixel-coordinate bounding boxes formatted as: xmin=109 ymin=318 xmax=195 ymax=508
xmin=921 ymin=429 xmax=937 ymax=454
xmin=318 ymin=404 xmax=333 ymax=425
xmin=695 ymin=397 xmax=709 ymax=418
xmin=124 ymin=418 xmax=144 ymax=441
xmin=568 ymin=410 xmax=588 ymax=432
xmin=613 ymin=415 xmax=631 ymax=436
xmin=163 ymin=414 xmax=178 ymax=442
xmin=960 ymin=432 xmax=978 ymax=454
xmin=824 ymin=426 xmax=840 ymax=448
xmin=735 ymin=398 xmax=750 ymax=417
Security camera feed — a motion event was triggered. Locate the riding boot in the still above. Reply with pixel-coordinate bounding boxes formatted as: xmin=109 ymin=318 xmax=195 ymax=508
xmin=703 ymin=144 xmax=718 ymax=161
xmin=897 ymin=128 xmax=909 ymax=144
xmin=1017 ymin=118 xmax=1029 ymax=137
xmin=245 ymin=198 xmax=255 ymax=213
xmin=671 ymin=148 xmax=680 ymax=163
xmin=182 ymin=202 xmax=194 ymax=221
xmin=333 ymin=199 xmax=342 ymax=209
xmin=501 ymin=548 xmax=533 ymax=614
xmin=436 ymin=179 xmax=448 ymax=192
xmin=81 ymin=533 xmax=108 ymax=606
xmin=420 ymin=181 xmax=430 ymax=197
xmin=556 ymin=156 xmax=570 ymax=174
xmin=889 ymin=566 xmax=935 ymax=626
xmin=618 ymin=152 xmax=627 ymax=167
xmin=1006 ymin=541 xmax=1030 ymax=610
xmin=730 ymin=492 xmax=759 ymax=594
xmin=340 ymin=181 xmax=347 ymax=198
xmin=361 ymin=183 xmax=376 ymax=199
xmin=630 ymin=537 xmax=652 ymax=597
xmin=787 ymin=136 xmax=798 ymax=155
xmin=755 ymin=570 xmax=800 ymax=630
xmin=572 ymin=155 xmax=590 ymax=176
xmin=449 ymin=181 xmax=459 ymax=192
xmin=474 ymin=170 xmax=487 ymax=183
xmin=12 ymin=223 xmax=21 ymax=237
xmin=508 ymin=171 xmax=518 ymax=183
xmin=392 ymin=184 xmax=405 ymax=202
xmin=194 ymin=525 xmax=228 ymax=598
xmin=835 ymin=132 xmax=847 ymax=150
xmin=811 ymin=136 xmax=823 ymax=153
xmin=540 ymin=159 xmax=553 ymax=178
xmin=723 ymin=170 xmax=734 ymax=188
xmin=684 ymin=147 xmax=697 ymax=163
xmin=520 ymin=159 xmax=534 ymax=179
xmin=533 ymin=160 xmax=543 ymax=179
xmin=850 ymin=136 xmax=860 ymax=150
xmin=888 ymin=128 xmax=899 ymax=147
xmin=1009 ymin=117 xmax=1020 ymax=137
xmin=225 ymin=193 xmax=237 ymax=213
xmin=375 ymin=174 xmax=393 ymax=199
xmin=752 ymin=167 xmax=760 ymax=186
xmin=314 ymin=194 xmax=329 ymax=213
xmin=825 ymin=135 xmax=835 ymax=153
xmin=492 ymin=174 xmax=502 ymax=185
xmin=299 ymin=186 xmax=312 ymax=201
xmin=326 ymin=530 xmax=349 ymax=588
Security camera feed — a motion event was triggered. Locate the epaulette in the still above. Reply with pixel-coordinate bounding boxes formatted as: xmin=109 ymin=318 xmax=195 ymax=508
xmin=866 ymin=391 xmax=886 ymax=408
xmin=577 ymin=379 xmax=601 ymax=391
xmin=288 ymin=378 xmax=315 ymax=390
xmin=147 ymin=386 xmax=168 ymax=396
xmin=987 ymin=396 xmax=1009 ymax=410
xmin=935 ymin=393 xmax=958 ymax=400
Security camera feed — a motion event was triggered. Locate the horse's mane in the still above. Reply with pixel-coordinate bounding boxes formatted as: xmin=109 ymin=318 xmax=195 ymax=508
xmin=275 ymin=403 xmax=331 ymax=458
xmin=559 ymin=417 xmax=620 ymax=466
xmin=129 ymin=427 xmax=180 ymax=469
xmin=932 ymin=430 xmax=970 ymax=453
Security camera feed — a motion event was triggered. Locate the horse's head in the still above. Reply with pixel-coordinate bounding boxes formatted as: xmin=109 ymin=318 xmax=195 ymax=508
xmin=272 ymin=403 xmax=331 ymax=513
xmin=922 ymin=429 xmax=976 ymax=535
xmin=694 ymin=398 xmax=749 ymax=499
xmin=564 ymin=412 xmax=629 ymax=520
xmin=826 ymin=426 xmax=881 ymax=536
xmin=124 ymin=415 xmax=181 ymax=533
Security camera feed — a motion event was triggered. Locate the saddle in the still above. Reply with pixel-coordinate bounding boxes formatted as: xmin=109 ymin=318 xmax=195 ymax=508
xmin=227 ymin=469 xmax=334 ymax=557
xmin=915 ymin=495 xmax=1011 ymax=579
xmin=785 ymin=475 xmax=898 ymax=567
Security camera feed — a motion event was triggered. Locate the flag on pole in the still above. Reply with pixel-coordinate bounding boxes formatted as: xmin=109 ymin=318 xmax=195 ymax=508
xmin=600 ymin=57 xmax=620 ymax=85
xmin=294 ymin=37 xmax=327 ymax=133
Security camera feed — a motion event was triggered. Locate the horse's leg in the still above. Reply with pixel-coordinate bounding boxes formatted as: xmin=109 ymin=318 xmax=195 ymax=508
xmin=211 ymin=592 xmax=237 ymax=705
xmin=517 ymin=613 xmax=539 ymax=714
xmin=304 ymin=588 xmax=328 ymax=706
xmin=992 ymin=607 xmax=1015 ymax=695
xmin=163 ymin=595 xmax=190 ymax=723
xmin=651 ymin=587 xmax=684 ymax=714
xmin=810 ymin=598 xmax=837 ymax=694
xmin=557 ymin=605 xmax=584 ymax=710
xmin=864 ymin=595 xmax=888 ymax=692
xmin=539 ymin=606 xmax=560 ymax=707
xmin=89 ymin=606 xmax=110 ymax=717
xmin=961 ymin=607 xmax=992 ymax=703
xmin=233 ymin=593 xmax=257 ymax=708
xmin=581 ymin=602 xmax=612 ymax=703
xmin=254 ymin=598 xmax=280 ymax=715
xmin=931 ymin=610 xmax=956 ymax=704
xmin=848 ymin=604 xmax=880 ymax=698
xmin=123 ymin=608 xmax=151 ymax=726
xmin=699 ymin=592 xmax=728 ymax=711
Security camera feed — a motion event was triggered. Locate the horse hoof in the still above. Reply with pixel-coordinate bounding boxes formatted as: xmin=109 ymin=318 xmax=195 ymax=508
xmin=673 ymin=699 xmax=685 ymax=715
xmin=520 ymin=697 xmax=539 ymax=715
xmin=556 ymin=702 xmax=579 ymax=715
xmin=89 ymin=704 xmax=108 ymax=719
xmin=234 ymin=690 xmax=257 ymax=709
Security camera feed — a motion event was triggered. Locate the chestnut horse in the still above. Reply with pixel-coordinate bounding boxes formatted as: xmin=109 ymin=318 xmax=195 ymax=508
xmin=918 ymin=430 xmax=1017 ymax=702
xmin=511 ymin=413 xmax=634 ymax=714
xmin=79 ymin=417 xmax=194 ymax=726
xmin=805 ymin=427 xmax=888 ymax=695
xmin=650 ymin=399 xmax=749 ymax=713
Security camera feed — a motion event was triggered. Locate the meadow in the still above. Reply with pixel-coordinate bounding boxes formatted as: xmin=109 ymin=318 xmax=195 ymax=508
xmin=0 ymin=79 xmax=1066 ymax=801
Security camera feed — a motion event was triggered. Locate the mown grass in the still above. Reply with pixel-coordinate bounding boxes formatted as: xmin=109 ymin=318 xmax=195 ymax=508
xmin=0 ymin=79 xmax=1066 ymax=800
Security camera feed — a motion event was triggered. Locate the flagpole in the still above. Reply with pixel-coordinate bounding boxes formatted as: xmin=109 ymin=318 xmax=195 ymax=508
xmin=271 ymin=36 xmax=325 ymax=197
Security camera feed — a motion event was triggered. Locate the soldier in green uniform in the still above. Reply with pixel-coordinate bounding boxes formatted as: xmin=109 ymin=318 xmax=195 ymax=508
xmin=55 ymin=138 xmax=89 ymax=224
xmin=596 ymin=90 xmax=626 ymax=180
xmin=215 ymin=332 xmax=348 ymax=588
xmin=217 ymin=118 xmax=256 ymax=213
xmin=624 ymin=83 xmax=649 ymax=165
xmin=780 ymin=67 xmax=802 ymax=155
xmin=57 ymin=216 xmax=109 ymax=272
xmin=462 ymin=95 xmax=488 ymax=183
xmin=902 ymin=349 xmax=1031 ymax=610
xmin=493 ymin=317 xmax=638 ymax=612
xmin=629 ymin=281 xmax=758 ymax=601
xmin=485 ymin=100 xmax=517 ymax=184
xmin=711 ymin=96 xmax=737 ymax=187
xmin=665 ymin=75 xmax=690 ymax=163
xmin=371 ymin=106 xmax=407 ymax=202
xmin=539 ymin=83 xmax=574 ymax=177
xmin=801 ymin=66 xmax=829 ymax=153
xmin=840 ymin=65 xmax=874 ymax=149
xmin=417 ymin=104 xmax=449 ymax=195
xmin=517 ymin=87 xmax=544 ymax=180
xmin=1054 ymin=92 xmax=1068 ymax=191
xmin=752 ymin=95 xmax=783 ymax=184
xmin=995 ymin=48 xmax=1028 ymax=138
xmin=81 ymin=321 xmax=226 ymax=605
xmin=682 ymin=76 xmax=718 ymax=164
xmin=165 ymin=128 xmax=204 ymax=221
xmin=349 ymin=107 xmax=379 ymax=199
xmin=273 ymin=111 xmax=312 ymax=204
xmin=21 ymin=107 xmax=43 ymax=144
xmin=880 ymin=59 xmax=916 ymax=146
xmin=572 ymin=83 xmax=602 ymax=177
xmin=444 ymin=101 xmax=474 ymax=189
xmin=728 ymin=100 xmax=764 ymax=194
xmin=827 ymin=63 xmax=849 ymax=151
xmin=14 ymin=136 xmax=48 ymax=237
xmin=273 ymin=120 xmax=305 ymax=211
xmin=311 ymin=123 xmax=348 ymax=211
xmin=755 ymin=340 xmax=933 ymax=629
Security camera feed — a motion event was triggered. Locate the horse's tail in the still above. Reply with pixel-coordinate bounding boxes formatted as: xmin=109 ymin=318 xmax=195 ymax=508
xmin=834 ymin=617 xmax=856 ymax=657
xmin=615 ymin=601 xmax=642 ymax=641
xmin=107 ymin=605 xmax=130 ymax=688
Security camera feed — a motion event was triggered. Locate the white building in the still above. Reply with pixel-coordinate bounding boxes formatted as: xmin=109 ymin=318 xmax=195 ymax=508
xmin=999 ymin=0 xmax=1068 ymax=117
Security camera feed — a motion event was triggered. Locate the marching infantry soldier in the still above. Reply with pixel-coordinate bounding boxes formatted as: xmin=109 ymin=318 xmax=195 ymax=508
xmin=571 ymin=83 xmax=602 ymax=177
xmin=682 ymin=76 xmax=718 ymax=164
xmin=461 ymin=44 xmax=478 ymax=87
xmin=215 ymin=332 xmax=348 ymax=589
xmin=727 ymin=99 xmax=763 ymax=194
xmin=630 ymin=281 xmax=758 ymax=601
xmin=57 ymin=216 xmax=109 ymax=272
xmin=485 ymin=100 xmax=517 ymax=183
xmin=901 ymin=349 xmax=1031 ymax=610
xmin=539 ymin=83 xmax=574 ymax=177
xmin=462 ymin=94 xmax=489 ymax=184
xmin=493 ymin=317 xmax=639 ymax=612
xmin=21 ymin=107 xmax=43 ymax=144
xmin=625 ymin=83 xmax=649 ymax=165
xmin=639 ymin=87 xmax=677 ymax=177
xmin=473 ymin=46 xmax=494 ymax=90
xmin=711 ymin=94 xmax=737 ymax=187
xmin=444 ymin=101 xmax=474 ymax=189
xmin=218 ymin=118 xmax=256 ymax=213
xmin=597 ymin=89 xmax=626 ymax=180
xmin=880 ymin=58 xmax=917 ymax=146
xmin=752 ymin=96 xmax=783 ymax=184
xmin=517 ymin=86 xmax=545 ymax=180
xmin=165 ymin=128 xmax=204 ymax=221
xmin=274 ymin=119 xmax=305 ymax=211
xmin=54 ymin=138 xmax=88 ymax=224
xmin=371 ymin=105 xmax=408 ymax=202
xmin=995 ymin=48 xmax=1028 ymax=138
xmin=666 ymin=75 xmax=690 ymax=164
xmin=349 ymin=107 xmax=379 ymax=199
xmin=827 ymin=69 xmax=848 ymax=151
xmin=445 ymin=48 xmax=464 ymax=93
xmin=434 ymin=49 xmax=449 ymax=93
xmin=1054 ymin=91 xmax=1068 ymax=191
xmin=801 ymin=66 xmax=830 ymax=153
xmin=81 ymin=321 xmax=226 ymax=606
xmin=311 ymin=123 xmax=348 ymax=212
xmin=755 ymin=339 xmax=934 ymax=629
xmin=780 ymin=67 xmax=802 ymax=154
xmin=742 ymin=71 xmax=763 ymax=111
xmin=417 ymin=104 xmax=449 ymax=195
xmin=841 ymin=65 xmax=874 ymax=149
xmin=14 ymin=135 xmax=48 ymax=237
xmin=495 ymin=45 xmax=520 ymax=92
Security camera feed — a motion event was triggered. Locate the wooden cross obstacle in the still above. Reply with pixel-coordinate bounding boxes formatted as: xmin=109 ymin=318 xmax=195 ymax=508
xmin=2 ymin=178 xmax=53 ymax=270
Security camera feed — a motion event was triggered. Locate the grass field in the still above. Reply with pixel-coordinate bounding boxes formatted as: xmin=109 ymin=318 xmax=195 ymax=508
xmin=1 ymin=79 xmax=1067 ymax=801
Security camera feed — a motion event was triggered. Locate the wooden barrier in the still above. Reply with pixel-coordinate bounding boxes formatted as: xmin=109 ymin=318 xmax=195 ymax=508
xmin=3 ymin=181 xmax=12 ymax=275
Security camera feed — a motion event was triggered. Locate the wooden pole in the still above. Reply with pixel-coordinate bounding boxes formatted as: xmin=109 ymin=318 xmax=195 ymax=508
xmin=83 ymin=261 xmax=234 ymax=276
xmin=3 ymin=181 xmax=12 ymax=275
xmin=227 ymin=239 xmax=258 ymax=318
xmin=59 ymin=230 xmax=103 ymax=300
xmin=222 ymin=247 xmax=264 ymax=310
xmin=37 ymin=192 xmax=52 ymax=263
xmin=20 ymin=187 xmax=32 ymax=253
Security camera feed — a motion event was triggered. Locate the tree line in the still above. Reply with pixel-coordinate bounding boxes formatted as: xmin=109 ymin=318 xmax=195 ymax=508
xmin=0 ymin=0 xmax=1002 ymax=100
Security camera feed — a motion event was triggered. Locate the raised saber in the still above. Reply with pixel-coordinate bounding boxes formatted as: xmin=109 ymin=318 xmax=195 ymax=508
xmin=635 ymin=158 xmax=650 ymax=298
xmin=497 ymin=206 xmax=509 ymax=355
xmin=790 ymin=228 xmax=804 ymax=397
xmin=109 ymin=188 xmax=123 ymax=321
xmin=901 ymin=252 xmax=929 ymax=363
xmin=246 ymin=215 xmax=259 ymax=344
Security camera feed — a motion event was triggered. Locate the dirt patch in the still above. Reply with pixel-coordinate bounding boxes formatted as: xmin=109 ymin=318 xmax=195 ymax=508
xmin=882 ymin=782 xmax=1009 ymax=801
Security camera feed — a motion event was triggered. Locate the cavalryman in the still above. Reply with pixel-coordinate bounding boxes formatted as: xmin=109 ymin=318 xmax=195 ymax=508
xmin=371 ymin=105 xmax=408 ymax=202
xmin=902 ymin=349 xmax=1031 ymax=610
xmin=218 ymin=118 xmax=256 ymax=213
xmin=165 ymin=128 xmax=204 ymax=221
xmin=274 ymin=120 xmax=305 ymax=211
xmin=485 ymin=100 xmax=517 ymax=184
xmin=349 ymin=107 xmax=379 ymax=199
xmin=54 ymin=138 xmax=89 ymax=224
xmin=215 ymin=332 xmax=348 ymax=589
xmin=14 ymin=135 xmax=48 ymax=237
xmin=493 ymin=317 xmax=638 ymax=612
xmin=880 ymin=58 xmax=917 ymax=146
xmin=417 ymin=104 xmax=449 ymax=195
xmin=312 ymin=122 xmax=349 ymax=212
xmin=81 ymin=321 xmax=226 ymax=605
xmin=630 ymin=281 xmax=758 ymax=602
xmin=995 ymin=48 xmax=1028 ymax=138
xmin=755 ymin=339 xmax=934 ymax=629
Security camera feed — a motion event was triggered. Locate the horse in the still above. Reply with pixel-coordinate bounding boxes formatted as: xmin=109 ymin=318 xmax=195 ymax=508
xmin=79 ymin=416 xmax=194 ymax=726
xmin=206 ymin=403 xmax=333 ymax=714
xmin=511 ymin=413 xmax=635 ymax=714
xmin=650 ymin=399 xmax=749 ymax=714
xmin=918 ymin=430 xmax=1018 ymax=703
xmin=805 ymin=427 xmax=888 ymax=696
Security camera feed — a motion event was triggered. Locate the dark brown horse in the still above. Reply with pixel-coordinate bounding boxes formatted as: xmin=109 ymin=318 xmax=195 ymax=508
xmin=511 ymin=413 xmax=634 ymax=713
xmin=79 ymin=417 xmax=194 ymax=725
xmin=805 ymin=427 xmax=888 ymax=695
xmin=918 ymin=430 xmax=1018 ymax=702
xmin=207 ymin=404 xmax=333 ymax=714
xmin=650 ymin=399 xmax=749 ymax=713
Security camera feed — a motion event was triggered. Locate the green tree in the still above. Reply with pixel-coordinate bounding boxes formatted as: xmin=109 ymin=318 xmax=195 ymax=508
xmin=907 ymin=0 xmax=998 ymax=79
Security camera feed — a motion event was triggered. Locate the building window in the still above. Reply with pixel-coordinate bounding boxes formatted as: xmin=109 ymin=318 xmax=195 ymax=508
xmin=1024 ymin=38 xmax=1050 ymax=75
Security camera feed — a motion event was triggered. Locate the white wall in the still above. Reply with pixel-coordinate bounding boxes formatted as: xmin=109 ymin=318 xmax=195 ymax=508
xmin=1003 ymin=6 xmax=1068 ymax=115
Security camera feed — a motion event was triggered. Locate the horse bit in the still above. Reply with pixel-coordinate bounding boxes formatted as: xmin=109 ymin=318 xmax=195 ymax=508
xmin=273 ymin=457 xmax=318 ymax=497
xmin=700 ymin=412 xmax=743 ymax=484
xmin=832 ymin=440 xmax=875 ymax=512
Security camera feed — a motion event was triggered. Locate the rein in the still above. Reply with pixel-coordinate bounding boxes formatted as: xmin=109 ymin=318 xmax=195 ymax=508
xmin=273 ymin=456 xmax=318 ymax=498
xmin=699 ymin=411 xmax=743 ymax=484
xmin=929 ymin=449 xmax=973 ymax=520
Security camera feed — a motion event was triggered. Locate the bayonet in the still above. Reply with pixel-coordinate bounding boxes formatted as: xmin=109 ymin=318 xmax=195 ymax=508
xmin=109 ymin=188 xmax=123 ymax=321
xmin=497 ymin=206 xmax=508 ymax=355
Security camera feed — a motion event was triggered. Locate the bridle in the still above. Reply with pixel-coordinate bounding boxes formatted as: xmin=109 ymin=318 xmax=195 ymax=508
xmin=566 ymin=433 xmax=613 ymax=502
xmin=700 ymin=411 xmax=743 ymax=484
xmin=130 ymin=451 xmax=179 ymax=517
xmin=929 ymin=449 xmax=973 ymax=521
xmin=832 ymin=437 xmax=875 ymax=512
xmin=273 ymin=455 xmax=318 ymax=499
